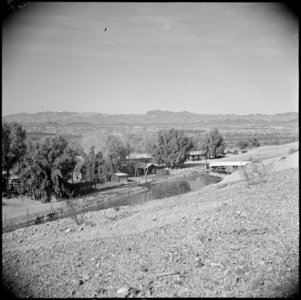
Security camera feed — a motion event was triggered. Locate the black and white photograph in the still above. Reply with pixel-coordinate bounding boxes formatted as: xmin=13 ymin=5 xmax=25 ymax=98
xmin=2 ymin=1 xmax=299 ymax=297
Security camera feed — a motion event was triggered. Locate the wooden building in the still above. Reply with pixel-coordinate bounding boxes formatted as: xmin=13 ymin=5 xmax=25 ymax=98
xmin=188 ymin=151 xmax=206 ymax=161
xmin=137 ymin=163 xmax=158 ymax=176
xmin=111 ymin=172 xmax=129 ymax=184
xmin=124 ymin=153 xmax=153 ymax=164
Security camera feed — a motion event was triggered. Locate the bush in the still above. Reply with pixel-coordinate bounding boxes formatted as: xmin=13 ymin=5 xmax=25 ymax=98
xmin=288 ymin=148 xmax=298 ymax=155
xmin=239 ymin=161 xmax=269 ymax=186
xmin=237 ymin=140 xmax=249 ymax=151
xmin=64 ymin=198 xmax=84 ymax=225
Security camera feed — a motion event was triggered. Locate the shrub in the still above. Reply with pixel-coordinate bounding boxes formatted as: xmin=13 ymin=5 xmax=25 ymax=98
xmin=65 ymin=198 xmax=84 ymax=225
xmin=237 ymin=140 xmax=249 ymax=151
xmin=288 ymin=148 xmax=298 ymax=155
xmin=239 ymin=161 xmax=269 ymax=186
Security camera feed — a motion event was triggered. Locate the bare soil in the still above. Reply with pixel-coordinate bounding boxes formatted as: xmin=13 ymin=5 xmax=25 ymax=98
xmin=2 ymin=163 xmax=299 ymax=297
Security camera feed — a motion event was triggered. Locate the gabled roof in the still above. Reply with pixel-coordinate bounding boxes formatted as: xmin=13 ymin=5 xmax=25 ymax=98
xmin=137 ymin=163 xmax=159 ymax=169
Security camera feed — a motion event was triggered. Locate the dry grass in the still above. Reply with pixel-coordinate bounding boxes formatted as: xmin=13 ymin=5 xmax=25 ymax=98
xmin=239 ymin=161 xmax=269 ymax=186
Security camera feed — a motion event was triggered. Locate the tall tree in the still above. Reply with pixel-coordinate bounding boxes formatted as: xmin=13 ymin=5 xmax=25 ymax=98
xmin=17 ymin=135 xmax=78 ymax=202
xmin=2 ymin=122 xmax=27 ymax=192
xmin=204 ymin=129 xmax=226 ymax=159
xmin=151 ymin=129 xmax=194 ymax=168
xmin=81 ymin=146 xmax=107 ymax=184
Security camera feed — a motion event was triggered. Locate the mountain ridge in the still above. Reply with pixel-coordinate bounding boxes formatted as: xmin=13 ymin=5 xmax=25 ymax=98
xmin=3 ymin=110 xmax=298 ymax=125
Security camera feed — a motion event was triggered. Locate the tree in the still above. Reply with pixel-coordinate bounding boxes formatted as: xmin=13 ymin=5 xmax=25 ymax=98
xmin=80 ymin=146 xmax=107 ymax=184
xmin=2 ymin=122 xmax=27 ymax=193
xmin=17 ymin=135 xmax=78 ymax=202
xmin=237 ymin=140 xmax=249 ymax=151
xmin=151 ymin=129 xmax=194 ymax=168
xmin=204 ymin=129 xmax=226 ymax=158
xmin=248 ymin=138 xmax=260 ymax=148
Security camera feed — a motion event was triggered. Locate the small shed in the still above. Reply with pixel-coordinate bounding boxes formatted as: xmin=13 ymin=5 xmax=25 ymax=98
xmin=188 ymin=151 xmax=206 ymax=161
xmin=111 ymin=172 xmax=129 ymax=184
xmin=137 ymin=163 xmax=158 ymax=176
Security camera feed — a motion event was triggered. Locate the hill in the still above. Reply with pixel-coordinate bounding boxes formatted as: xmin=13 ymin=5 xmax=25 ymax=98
xmin=2 ymin=110 xmax=298 ymax=148
xmin=3 ymin=110 xmax=298 ymax=125
xmin=2 ymin=145 xmax=299 ymax=297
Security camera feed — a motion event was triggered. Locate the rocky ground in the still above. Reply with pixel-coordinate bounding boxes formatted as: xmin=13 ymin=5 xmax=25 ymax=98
xmin=2 ymin=160 xmax=299 ymax=297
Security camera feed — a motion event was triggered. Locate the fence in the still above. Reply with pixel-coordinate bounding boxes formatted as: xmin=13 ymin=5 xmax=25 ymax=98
xmin=2 ymin=198 xmax=87 ymax=231
xmin=2 ymin=183 xmax=142 ymax=233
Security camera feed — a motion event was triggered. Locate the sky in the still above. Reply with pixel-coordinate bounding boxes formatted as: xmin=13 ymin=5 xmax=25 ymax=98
xmin=2 ymin=2 xmax=298 ymax=116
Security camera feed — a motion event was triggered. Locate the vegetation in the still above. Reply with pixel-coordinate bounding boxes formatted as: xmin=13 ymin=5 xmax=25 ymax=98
xmin=16 ymin=136 xmax=79 ymax=202
xmin=151 ymin=128 xmax=194 ymax=168
xmin=202 ymin=128 xmax=226 ymax=159
xmin=249 ymin=138 xmax=260 ymax=148
xmin=239 ymin=161 xmax=269 ymax=186
xmin=2 ymin=122 xmax=27 ymax=193
xmin=237 ymin=138 xmax=260 ymax=151
xmin=237 ymin=140 xmax=249 ymax=151
xmin=288 ymin=148 xmax=298 ymax=155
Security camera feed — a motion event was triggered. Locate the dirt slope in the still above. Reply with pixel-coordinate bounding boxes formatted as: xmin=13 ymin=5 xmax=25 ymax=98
xmin=2 ymin=164 xmax=299 ymax=297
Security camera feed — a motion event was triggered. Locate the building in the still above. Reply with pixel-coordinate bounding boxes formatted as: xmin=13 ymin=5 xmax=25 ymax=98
xmin=188 ymin=151 xmax=206 ymax=161
xmin=124 ymin=153 xmax=153 ymax=164
xmin=137 ymin=163 xmax=158 ymax=176
xmin=209 ymin=161 xmax=251 ymax=174
xmin=111 ymin=172 xmax=129 ymax=184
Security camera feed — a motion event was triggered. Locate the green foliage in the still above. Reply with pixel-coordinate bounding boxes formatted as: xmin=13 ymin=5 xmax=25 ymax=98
xmin=204 ymin=129 xmax=226 ymax=158
xmin=151 ymin=128 xmax=194 ymax=168
xmin=2 ymin=122 xmax=27 ymax=191
xmin=17 ymin=136 xmax=78 ymax=202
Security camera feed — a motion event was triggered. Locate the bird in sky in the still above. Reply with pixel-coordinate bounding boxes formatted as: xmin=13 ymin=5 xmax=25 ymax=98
xmin=104 ymin=27 xmax=107 ymax=32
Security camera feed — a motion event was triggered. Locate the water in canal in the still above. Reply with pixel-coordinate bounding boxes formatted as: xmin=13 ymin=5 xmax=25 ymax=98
xmin=98 ymin=174 xmax=221 ymax=210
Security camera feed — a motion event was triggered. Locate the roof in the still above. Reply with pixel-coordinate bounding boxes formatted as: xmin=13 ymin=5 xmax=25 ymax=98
xmin=126 ymin=153 xmax=152 ymax=160
xmin=137 ymin=163 xmax=158 ymax=169
xmin=114 ymin=172 xmax=129 ymax=177
xmin=189 ymin=151 xmax=206 ymax=156
xmin=209 ymin=161 xmax=251 ymax=167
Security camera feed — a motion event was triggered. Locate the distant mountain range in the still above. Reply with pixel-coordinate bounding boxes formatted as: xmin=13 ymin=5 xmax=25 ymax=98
xmin=2 ymin=110 xmax=298 ymax=125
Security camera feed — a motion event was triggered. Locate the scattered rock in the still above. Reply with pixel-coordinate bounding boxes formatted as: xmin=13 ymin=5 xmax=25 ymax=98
xmin=95 ymin=287 xmax=106 ymax=295
xmin=258 ymin=260 xmax=265 ymax=266
xmin=140 ymin=266 xmax=148 ymax=272
xmin=117 ymin=285 xmax=130 ymax=297
xmin=65 ymin=228 xmax=71 ymax=233
xmin=137 ymin=281 xmax=153 ymax=297
xmin=81 ymin=273 xmax=90 ymax=281
xmin=128 ymin=287 xmax=139 ymax=297
xmin=210 ymin=262 xmax=224 ymax=268
xmin=195 ymin=260 xmax=205 ymax=268
xmin=79 ymin=279 xmax=84 ymax=286
xmin=241 ymin=211 xmax=248 ymax=218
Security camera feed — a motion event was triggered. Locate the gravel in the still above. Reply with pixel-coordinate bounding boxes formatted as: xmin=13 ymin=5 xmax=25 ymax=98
xmin=2 ymin=167 xmax=299 ymax=298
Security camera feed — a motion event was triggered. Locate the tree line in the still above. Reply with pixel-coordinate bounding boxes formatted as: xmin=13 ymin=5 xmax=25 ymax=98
xmin=2 ymin=123 xmax=129 ymax=202
xmin=3 ymin=122 xmax=260 ymax=202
